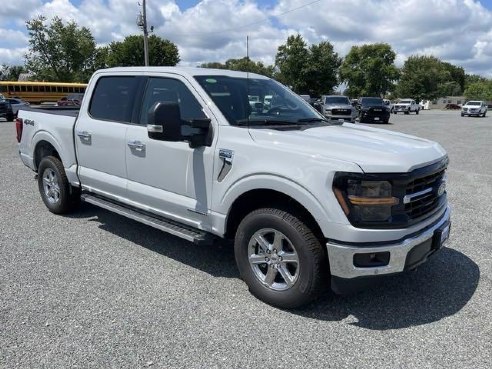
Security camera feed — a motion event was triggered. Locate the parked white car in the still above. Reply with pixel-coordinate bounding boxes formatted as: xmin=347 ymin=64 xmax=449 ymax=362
xmin=461 ymin=101 xmax=487 ymax=117
xmin=393 ymin=99 xmax=420 ymax=114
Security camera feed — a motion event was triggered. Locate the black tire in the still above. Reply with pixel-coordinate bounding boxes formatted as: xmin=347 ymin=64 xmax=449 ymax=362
xmin=7 ymin=113 xmax=14 ymax=121
xmin=404 ymin=111 xmax=410 ymax=115
xmin=416 ymin=109 xmax=419 ymax=115
xmin=234 ymin=207 xmax=327 ymax=309
xmin=38 ymin=156 xmax=80 ymax=214
xmin=461 ymin=113 xmax=464 ymax=117
xmin=384 ymin=119 xmax=389 ymax=124
xmin=483 ymin=111 xmax=487 ymax=117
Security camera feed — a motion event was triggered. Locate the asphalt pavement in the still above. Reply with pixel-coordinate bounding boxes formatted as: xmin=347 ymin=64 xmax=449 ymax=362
xmin=0 ymin=110 xmax=491 ymax=368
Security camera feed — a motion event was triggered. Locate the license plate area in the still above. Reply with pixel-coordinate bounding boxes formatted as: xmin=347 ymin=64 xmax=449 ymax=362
xmin=432 ymin=221 xmax=451 ymax=250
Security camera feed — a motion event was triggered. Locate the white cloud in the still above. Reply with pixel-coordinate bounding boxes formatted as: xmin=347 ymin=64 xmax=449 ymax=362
xmin=0 ymin=0 xmax=491 ymax=76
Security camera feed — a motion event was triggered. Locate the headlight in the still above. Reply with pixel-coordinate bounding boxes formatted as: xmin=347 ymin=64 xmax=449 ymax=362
xmin=333 ymin=174 xmax=399 ymax=224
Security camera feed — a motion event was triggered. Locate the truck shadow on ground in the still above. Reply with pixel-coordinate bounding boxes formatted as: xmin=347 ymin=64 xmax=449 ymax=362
xmin=73 ymin=203 xmax=480 ymax=331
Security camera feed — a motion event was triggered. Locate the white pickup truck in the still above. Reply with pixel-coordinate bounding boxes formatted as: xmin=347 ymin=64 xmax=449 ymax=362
xmin=393 ymin=99 xmax=420 ymax=114
xmin=16 ymin=67 xmax=451 ymax=308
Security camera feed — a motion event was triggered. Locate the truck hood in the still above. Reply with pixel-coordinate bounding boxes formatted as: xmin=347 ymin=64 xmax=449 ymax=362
xmin=249 ymin=123 xmax=446 ymax=173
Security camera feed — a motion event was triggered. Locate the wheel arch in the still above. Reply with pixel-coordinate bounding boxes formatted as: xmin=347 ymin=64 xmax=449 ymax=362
xmin=33 ymin=139 xmax=61 ymax=171
xmin=221 ymin=174 xmax=335 ymax=240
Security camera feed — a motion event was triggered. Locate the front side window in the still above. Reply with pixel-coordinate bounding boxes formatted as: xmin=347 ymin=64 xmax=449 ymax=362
xmin=89 ymin=76 xmax=138 ymax=123
xmin=139 ymin=77 xmax=206 ymax=125
xmin=195 ymin=75 xmax=323 ymax=126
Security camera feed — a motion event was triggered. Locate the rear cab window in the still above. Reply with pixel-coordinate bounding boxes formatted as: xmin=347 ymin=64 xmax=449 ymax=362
xmin=89 ymin=76 xmax=139 ymax=123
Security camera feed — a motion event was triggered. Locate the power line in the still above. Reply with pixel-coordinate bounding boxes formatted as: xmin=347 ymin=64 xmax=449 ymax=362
xmin=168 ymin=0 xmax=323 ymax=36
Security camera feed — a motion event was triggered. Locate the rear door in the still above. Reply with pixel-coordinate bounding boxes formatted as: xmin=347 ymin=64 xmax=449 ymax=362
xmin=75 ymin=75 xmax=139 ymax=199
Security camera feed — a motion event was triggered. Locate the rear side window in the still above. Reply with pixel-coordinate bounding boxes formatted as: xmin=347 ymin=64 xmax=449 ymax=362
xmin=89 ymin=76 xmax=138 ymax=123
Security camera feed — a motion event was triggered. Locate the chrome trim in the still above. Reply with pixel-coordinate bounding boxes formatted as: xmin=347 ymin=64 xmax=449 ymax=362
xmin=403 ymin=187 xmax=432 ymax=204
xmin=326 ymin=206 xmax=450 ymax=279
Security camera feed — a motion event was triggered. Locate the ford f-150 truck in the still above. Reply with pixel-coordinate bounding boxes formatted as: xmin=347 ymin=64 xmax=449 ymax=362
xmin=16 ymin=67 xmax=451 ymax=308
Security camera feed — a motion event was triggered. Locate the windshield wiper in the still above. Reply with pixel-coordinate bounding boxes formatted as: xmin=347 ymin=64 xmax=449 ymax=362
xmin=297 ymin=117 xmax=329 ymax=123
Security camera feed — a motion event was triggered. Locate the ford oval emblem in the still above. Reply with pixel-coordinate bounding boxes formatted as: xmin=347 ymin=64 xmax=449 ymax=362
xmin=437 ymin=182 xmax=446 ymax=197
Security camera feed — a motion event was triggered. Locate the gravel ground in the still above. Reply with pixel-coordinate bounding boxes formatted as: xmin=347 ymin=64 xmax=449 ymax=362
xmin=0 ymin=110 xmax=491 ymax=368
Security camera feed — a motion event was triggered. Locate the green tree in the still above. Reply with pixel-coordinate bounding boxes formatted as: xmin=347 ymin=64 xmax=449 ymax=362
xmin=200 ymin=62 xmax=228 ymax=69
xmin=397 ymin=55 xmax=465 ymax=102
xmin=303 ymin=42 xmax=342 ymax=96
xmin=25 ymin=16 xmax=97 ymax=82
xmin=275 ymin=35 xmax=310 ymax=92
xmin=465 ymin=73 xmax=488 ymax=89
xmin=275 ymin=34 xmax=341 ymax=95
xmin=0 ymin=65 xmax=25 ymax=81
xmin=339 ymin=43 xmax=399 ymax=97
xmin=464 ymin=80 xmax=492 ymax=101
xmin=201 ymin=58 xmax=274 ymax=77
xmin=106 ymin=35 xmax=179 ymax=67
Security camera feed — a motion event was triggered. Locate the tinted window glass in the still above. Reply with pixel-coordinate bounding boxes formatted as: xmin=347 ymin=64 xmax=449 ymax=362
xmin=139 ymin=77 xmax=206 ymax=124
xmin=89 ymin=76 xmax=138 ymax=122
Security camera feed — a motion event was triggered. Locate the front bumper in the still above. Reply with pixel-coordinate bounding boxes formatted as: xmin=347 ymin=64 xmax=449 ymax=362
xmin=327 ymin=206 xmax=450 ymax=291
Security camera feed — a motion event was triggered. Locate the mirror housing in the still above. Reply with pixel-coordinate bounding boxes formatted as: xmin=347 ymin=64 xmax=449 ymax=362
xmin=147 ymin=102 xmax=212 ymax=148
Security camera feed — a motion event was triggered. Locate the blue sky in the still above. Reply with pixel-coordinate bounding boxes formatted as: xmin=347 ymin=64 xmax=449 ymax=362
xmin=1 ymin=0 xmax=492 ymax=76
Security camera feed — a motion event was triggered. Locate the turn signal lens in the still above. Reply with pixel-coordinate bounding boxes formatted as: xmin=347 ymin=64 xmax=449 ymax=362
xmin=348 ymin=196 xmax=399 ymax=206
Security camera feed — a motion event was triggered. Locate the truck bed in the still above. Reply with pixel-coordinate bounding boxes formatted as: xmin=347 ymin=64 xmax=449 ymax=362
xmin=19 ymin=105 xmax=80 ymax=118
xmin=17 ymin=107 xmax=79 ymax=184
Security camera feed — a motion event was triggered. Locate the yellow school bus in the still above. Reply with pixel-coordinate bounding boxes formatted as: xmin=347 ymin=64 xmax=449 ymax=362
xmin=0 ymin=81 xmax=87 ymax=103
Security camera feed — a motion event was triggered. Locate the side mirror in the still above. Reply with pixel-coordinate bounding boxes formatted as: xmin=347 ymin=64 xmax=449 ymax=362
xmin=147 ymin=102 xmax=211 ymax=148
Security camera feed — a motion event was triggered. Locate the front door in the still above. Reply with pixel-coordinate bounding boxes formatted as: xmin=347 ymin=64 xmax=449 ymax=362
xmin=125 ymin=75 xmax=216 ymax=229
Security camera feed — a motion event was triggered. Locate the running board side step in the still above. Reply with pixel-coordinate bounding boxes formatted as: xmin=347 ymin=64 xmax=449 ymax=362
xmin=81 ymin=193 xmax=215 ymax=245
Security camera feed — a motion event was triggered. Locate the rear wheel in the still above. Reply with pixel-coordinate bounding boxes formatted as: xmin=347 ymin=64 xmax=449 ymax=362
xmin=234 ymin=208 xmax=326 ymax=309
xmin=38 ymin=156 xmax=80 ymax=214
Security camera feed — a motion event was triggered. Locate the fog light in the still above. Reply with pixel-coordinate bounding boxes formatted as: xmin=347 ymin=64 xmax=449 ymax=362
xmin=353 ymin=252 xmax=390 ymax=267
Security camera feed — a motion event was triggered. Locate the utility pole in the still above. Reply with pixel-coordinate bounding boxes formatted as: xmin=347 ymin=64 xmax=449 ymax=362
xmin=137 ymin=1 xmax=150 ymax=66
xmin=142 ymin=0 xmax=149 ymax=66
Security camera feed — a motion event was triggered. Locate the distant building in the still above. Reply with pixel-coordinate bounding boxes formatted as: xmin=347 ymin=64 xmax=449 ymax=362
xmin=17 ymin=73 xmax=33 ymax=81
xmin=421 ymin=96 xmax=466 ymax=110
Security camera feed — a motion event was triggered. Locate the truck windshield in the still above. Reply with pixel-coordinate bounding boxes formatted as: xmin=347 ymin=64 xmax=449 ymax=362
xmin=361 ymin=98 xmax=383 ymax=106
xmin=325 ymin=96 xmax=349 ymax=105
xmin=466 ymin=101 xmax=481 ymax=106
xmin=194 ymin=75 xmax=325 ymax=126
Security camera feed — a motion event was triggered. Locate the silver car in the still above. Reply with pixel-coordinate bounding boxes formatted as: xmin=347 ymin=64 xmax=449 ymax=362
xmin=321 ymin=95 xmax=357 ymax=122
xmin=461 ymin=101 xmax=487 ymax=117
xmin=6 ymin=98 xmax=30 ymax=118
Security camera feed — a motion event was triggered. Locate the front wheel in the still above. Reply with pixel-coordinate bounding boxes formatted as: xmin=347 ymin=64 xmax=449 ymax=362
xmin=38 ymin=156 xmax=80 ymax=214
xmin=234 ymin=208 xmax=327 ymax=309
xmin=416 ymin=109 xmax=419 ymax=115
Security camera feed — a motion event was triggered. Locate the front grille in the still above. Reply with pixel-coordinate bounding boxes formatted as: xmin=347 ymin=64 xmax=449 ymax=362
xmin=401 ymin=168 xmax=446 ymax=222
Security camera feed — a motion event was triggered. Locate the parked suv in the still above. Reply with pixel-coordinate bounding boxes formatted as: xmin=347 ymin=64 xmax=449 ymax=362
xmin=357 ymin=97 xmax=391 ymax=123
xmin=461 ymin=101 xmax=487 ymax=117
xmin=321 ymin=95 xmax=357 ymax=122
